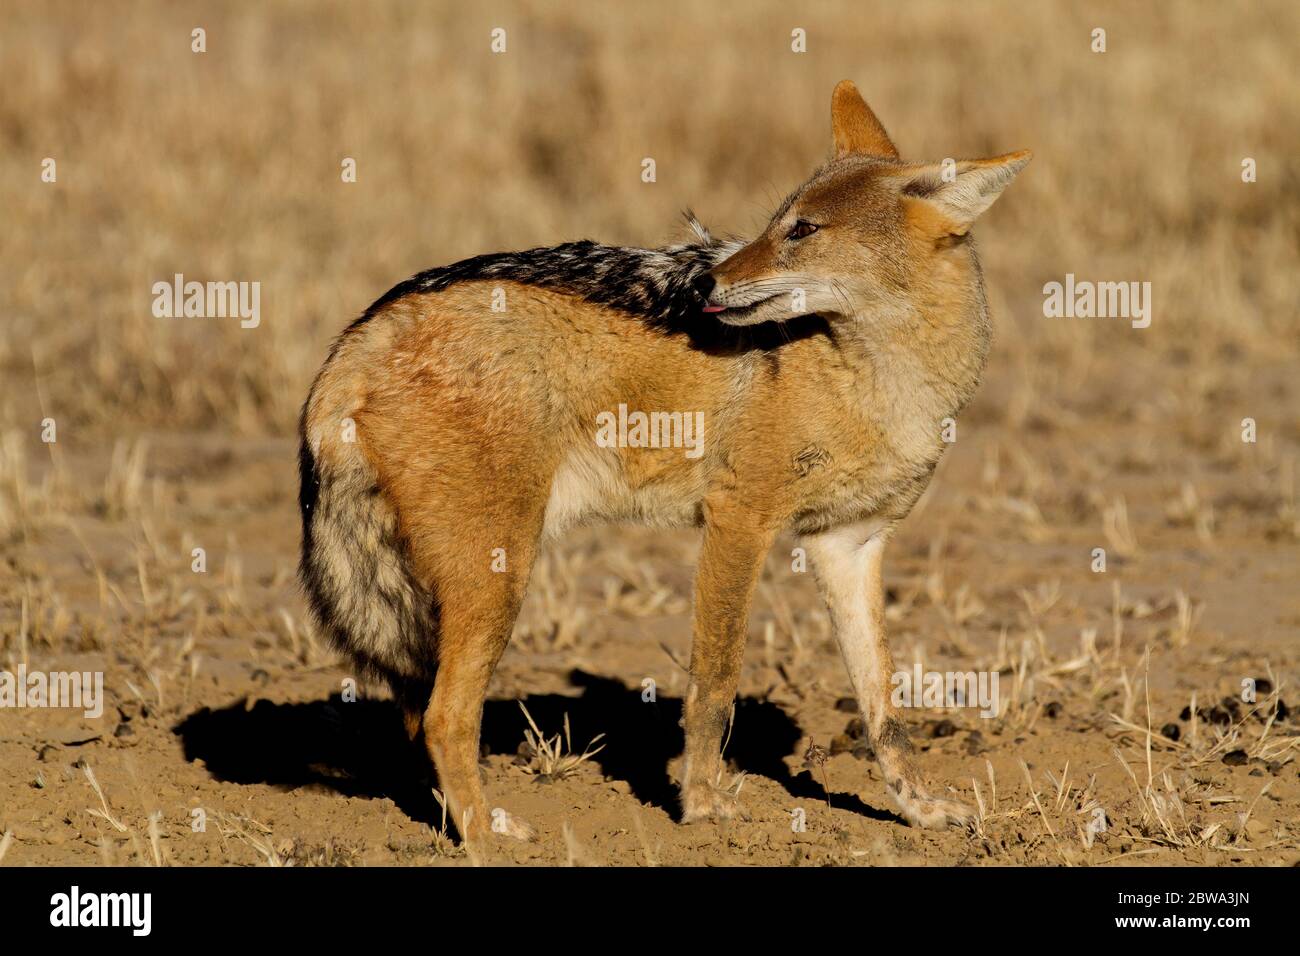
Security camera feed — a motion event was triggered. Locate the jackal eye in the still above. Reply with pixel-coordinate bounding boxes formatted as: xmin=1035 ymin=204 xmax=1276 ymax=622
xmin=787 ymin=220 xmax=818 ymax=241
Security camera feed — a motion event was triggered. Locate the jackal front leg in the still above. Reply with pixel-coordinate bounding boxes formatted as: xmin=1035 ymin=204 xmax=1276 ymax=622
xmin=803 ymin=523 xmax=972 ymax=830
xmin=680 ymin=506 xmax=774 ymax=824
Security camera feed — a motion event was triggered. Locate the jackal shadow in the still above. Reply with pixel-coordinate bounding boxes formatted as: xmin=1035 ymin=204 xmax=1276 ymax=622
xmin=173 ymin=669 xmax=899 ymax=826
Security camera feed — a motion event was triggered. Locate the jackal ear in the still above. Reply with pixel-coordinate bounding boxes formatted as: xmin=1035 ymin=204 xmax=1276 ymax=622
xmin=831 ymin=80 xmax=899 ymax=159
xmin=896 ymin=150 xmax=1032 ymax=235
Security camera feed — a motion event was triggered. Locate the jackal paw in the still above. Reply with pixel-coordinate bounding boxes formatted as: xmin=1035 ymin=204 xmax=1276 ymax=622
xmin=889 ymin=781 xmax=973 ymax=830
xmin=681 ymin=783 xmax=745 ymax=824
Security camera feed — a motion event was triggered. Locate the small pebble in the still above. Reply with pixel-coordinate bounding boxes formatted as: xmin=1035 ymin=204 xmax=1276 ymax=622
xmin=1222 ymin=749 xmax=1249 ymax=767
xmin=1205 ymin=706 xmax=1231 ymax=726
xmin=1160 ymin=723 xmax=1180 ymax=742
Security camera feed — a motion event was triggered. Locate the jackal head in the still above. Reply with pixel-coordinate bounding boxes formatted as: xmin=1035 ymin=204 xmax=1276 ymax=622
xmin=696 ymin=81 xmax=1030 ymax=330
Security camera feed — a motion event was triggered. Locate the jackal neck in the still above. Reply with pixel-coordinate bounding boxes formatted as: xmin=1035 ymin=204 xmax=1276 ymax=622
xmin=840 ymin=289 xmax=992 ymax=462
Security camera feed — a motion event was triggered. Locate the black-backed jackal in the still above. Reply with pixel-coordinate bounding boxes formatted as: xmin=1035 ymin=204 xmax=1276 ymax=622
xmin=299 ymin=81 xmax=1030 ymax=840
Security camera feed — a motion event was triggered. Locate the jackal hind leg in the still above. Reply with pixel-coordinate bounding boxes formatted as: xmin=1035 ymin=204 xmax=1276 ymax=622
xmin=421 ymin=536 xmax=538 ymax=844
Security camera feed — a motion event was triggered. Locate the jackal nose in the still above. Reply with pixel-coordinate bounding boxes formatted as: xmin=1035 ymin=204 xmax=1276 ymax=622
xmin=693 ymin=273 xmax=716 ymax=300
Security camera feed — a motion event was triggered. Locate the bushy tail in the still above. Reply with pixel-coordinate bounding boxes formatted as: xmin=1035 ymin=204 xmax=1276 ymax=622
xmin=297 ymin=384 xmax=438 ymax=693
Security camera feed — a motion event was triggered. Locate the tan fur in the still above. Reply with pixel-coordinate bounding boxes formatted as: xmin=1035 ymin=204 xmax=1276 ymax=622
xmin=300 ymin=81 xmax=1029 ymax=840
xmin=831 ymin=78 xmax=900 ymax=159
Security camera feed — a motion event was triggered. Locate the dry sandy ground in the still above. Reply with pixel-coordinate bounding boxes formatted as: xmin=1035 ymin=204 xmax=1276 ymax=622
xmin=1 ymin=1 xmax=1298 ymax=866
xmin=1 ymin=404 xmax=1297 ymax=866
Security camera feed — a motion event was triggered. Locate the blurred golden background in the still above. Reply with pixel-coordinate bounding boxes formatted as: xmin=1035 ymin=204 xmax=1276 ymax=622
xmin=2 ymin=0 xmax=1296 ymax=439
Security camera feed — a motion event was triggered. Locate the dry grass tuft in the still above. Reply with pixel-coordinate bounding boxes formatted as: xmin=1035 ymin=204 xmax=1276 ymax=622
xmin=517 ymin=701 xmax=606 ymax=781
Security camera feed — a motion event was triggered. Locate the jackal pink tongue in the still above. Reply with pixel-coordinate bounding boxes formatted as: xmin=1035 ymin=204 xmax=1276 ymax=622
xmin=702 ymin=305 xmax=726 ymax=313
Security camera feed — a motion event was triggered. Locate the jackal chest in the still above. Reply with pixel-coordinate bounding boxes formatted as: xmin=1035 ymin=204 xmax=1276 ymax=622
xmin=784 ymin=439 xmax=942 ymax=533
xmin=770 ymin=397 xmax=950 ymax=533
